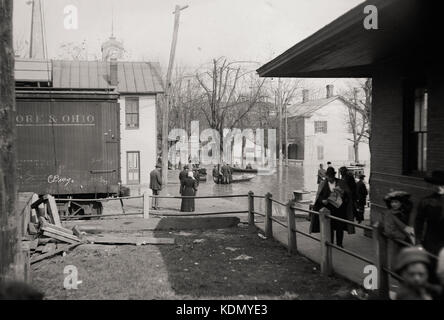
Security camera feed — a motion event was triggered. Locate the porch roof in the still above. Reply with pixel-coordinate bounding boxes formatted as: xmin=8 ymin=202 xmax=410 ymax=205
xmin=257 ymin=0 xmax=427 ymax=78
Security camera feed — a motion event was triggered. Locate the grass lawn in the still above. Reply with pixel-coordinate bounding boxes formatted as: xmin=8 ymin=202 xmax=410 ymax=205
xmin=31 ymin=225 xmax=357 ymax=300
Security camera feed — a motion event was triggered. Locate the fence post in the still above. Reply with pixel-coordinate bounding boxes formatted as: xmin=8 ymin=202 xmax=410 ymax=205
xmin=373 ymin=222 xmax=389 ymax=299
xmin=319 ymin=207 xmax=332 ymax=276
xmin=248 ymin=191 xmax=254 ymax=227
xmin=143 ymin=192 xmax=150 ymax=219
xmin=265 ymin=192 xmax=273 ymax=238
xmin=286 ymin=200 xmax=297 ymax=254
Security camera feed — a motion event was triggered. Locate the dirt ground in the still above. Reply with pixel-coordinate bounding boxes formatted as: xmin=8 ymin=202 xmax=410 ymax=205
xmin=31 ymin=225 xmax=357 ymax=300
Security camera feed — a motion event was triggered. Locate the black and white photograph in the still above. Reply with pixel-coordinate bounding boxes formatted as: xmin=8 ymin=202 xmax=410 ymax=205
xmin=1 ymin=0 xmax=444 ymax=307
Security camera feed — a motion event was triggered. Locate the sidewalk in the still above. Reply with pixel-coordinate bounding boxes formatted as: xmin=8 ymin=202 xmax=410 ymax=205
xmin=255 ymin=217 xmax=398 ymax=291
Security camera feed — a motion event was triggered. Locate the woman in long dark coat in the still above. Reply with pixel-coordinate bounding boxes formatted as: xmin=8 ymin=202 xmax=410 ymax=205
xmin=180 ymin=171 xmax=198 ymax=212
xmin=309 ymin=167 xmax=355 ymax=247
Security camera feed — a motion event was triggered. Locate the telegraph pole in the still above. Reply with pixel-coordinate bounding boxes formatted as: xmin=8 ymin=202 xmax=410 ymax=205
xmin=285 ymin=102 xmax=288 ymax=166
xmin=161 ymin=4 xmax=188 ymax=187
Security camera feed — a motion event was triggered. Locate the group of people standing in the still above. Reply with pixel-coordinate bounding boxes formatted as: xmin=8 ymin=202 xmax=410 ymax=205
xmin=314 ymin=162 xmax=444 ymax=299
xmin=381 ymin=170 xmax=444 ymax=299
xmin=178 ymin=164 xmax=199 ymax=212
xmin=311 ymin=164 xmax=366 ymax=247
xmin=212 ymin=163 xmax=233 ymax=184
xmin=149 ymin=162 xmax=199 ymax=212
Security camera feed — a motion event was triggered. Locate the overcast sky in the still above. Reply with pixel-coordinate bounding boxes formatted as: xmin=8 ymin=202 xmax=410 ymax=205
xmin=14 ymin=0 xmax=363 ymax=67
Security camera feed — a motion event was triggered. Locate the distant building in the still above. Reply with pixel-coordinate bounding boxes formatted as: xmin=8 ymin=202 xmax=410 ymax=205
xmin=286 ymin=85 xmax=370 ymax=167
xmin=15 ymin=58 xmax=164 ymax=187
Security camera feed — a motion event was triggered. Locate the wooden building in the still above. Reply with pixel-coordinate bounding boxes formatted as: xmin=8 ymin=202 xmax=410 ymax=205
xmin=286 ymin=85 xmax=370 ymax=166
xmin=257 ymin=0 xmax=444 ymax=224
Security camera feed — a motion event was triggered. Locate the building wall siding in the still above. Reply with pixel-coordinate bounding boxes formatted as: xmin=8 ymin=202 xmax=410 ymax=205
xmin=303 ymin=99 xmax=370 ymax=166
xmin=119 ymin=95 xmax=157 ymax=185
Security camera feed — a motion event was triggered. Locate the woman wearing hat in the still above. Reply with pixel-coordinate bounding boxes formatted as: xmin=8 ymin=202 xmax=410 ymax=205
xmin=383 ymin=191 xmax=415 ymax=267
xmin=309 ymin=166 xmax=355 ymax=247
xmin=180 ymin=171 xmax=198 ymax=212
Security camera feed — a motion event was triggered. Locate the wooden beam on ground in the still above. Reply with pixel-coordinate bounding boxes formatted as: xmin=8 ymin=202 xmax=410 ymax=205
xmin=86 ymin=235 xmax=175 ymax=245
xmin=41 ymin=221 xmax=74 ymax=235
xmin=30 ymin=243 xmax=81 ymax=264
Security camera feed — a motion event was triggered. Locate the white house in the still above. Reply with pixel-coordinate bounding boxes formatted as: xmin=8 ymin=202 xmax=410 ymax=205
xmin=287 ymin=85 xmax=370 ymax=166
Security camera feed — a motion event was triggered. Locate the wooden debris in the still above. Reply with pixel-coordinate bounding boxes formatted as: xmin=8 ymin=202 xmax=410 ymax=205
xmin=30 ymin=243 xmax=81 ymax=264
xmin=44 ymin=194 xmax=62 ymax=227
xmin=30 ymin=193 xmax=39 ymax=223
xmin=28 ymin=222 xmax=39 ymax=235
xmin=41 ymin=243 xmax=57 ymax=254
xmin=72 ymin=225 xmax=82 ymax=238
xmin=41 ymin=220 xmax=73 ymax=235
xmin=42 ymin=230 xmax=79 ymax=244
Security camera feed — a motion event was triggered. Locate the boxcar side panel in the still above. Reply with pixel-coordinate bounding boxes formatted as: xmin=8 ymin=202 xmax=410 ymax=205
xmin=16 ymin=97 xmax=120 ymax=196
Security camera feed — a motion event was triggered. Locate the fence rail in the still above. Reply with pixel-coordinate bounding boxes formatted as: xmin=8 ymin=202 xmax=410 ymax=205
xmin=50 ymin=188 xmax=438 ymax=299
xmin=249 ymin=192 xmax=438 ymax=300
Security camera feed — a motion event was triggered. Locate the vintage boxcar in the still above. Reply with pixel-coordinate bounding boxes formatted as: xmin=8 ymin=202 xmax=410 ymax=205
xmin=15 ymin=89 xmax=120 ymax=216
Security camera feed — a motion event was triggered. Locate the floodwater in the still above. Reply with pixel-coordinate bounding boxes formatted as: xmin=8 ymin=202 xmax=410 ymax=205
xmin=165 ymin=163 xmax=323 ymax=203
xmin=128 ymin=162 xmax=370 ymax=215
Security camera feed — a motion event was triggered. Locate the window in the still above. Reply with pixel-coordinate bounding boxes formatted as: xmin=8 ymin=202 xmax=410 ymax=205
xmin=127 ymin=151 xmax=140 ymax=184
xmin=314 ymin=121 xmax=327 ymax=133
xmin=125 ymin=97 xmax=139 ymax=129
xmin=404 ymin=83 xmax=428 ymax=174
xmin=317 ymin=145 xmax=324 ymax=160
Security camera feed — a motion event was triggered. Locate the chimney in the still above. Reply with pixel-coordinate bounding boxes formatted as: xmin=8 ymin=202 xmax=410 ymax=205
xmin=302 ymin=89 xmax=310 ymax=103
xmin=326 ymin=84 xmax=334 ymax=98
xmin=109 ymin=58 xmax=118 ymax=86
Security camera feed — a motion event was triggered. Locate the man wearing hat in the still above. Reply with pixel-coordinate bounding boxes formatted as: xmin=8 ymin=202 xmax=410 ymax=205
xmin=309 ymin=166 xmax=355 ymax=247
xmin=415 ymin=170 xmax=444 ymax=257
xmin=356 ymin=174 xmax=368 ymax=223
xmin=149 ymin=164 xmax=163 ymax=210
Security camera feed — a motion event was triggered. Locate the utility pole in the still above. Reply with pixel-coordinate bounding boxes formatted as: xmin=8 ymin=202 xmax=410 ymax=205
xmin=161 ymin=4 xmax=188 ymax=187
xmin=1 ymin=0 xmax=19 ymax=283
xmin=285 ymin=102 xmax=288 ymax=166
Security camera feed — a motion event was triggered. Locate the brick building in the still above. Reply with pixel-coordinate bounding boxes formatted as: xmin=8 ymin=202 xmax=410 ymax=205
xmin=257 ymin=0 xmax=444 ymax=224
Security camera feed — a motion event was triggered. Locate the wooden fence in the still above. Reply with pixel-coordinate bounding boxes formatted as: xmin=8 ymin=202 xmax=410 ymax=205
xmin=249 ymin=192 xmax=438 ymax=299
xmin=53 ymin=190 xmax=438 ymax=299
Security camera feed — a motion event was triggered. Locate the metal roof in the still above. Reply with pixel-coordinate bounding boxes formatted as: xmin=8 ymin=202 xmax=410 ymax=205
xmin=15 ymin=59 xmax=164 ymax=94
xmin=287 ymin=96 xmax=349 ymax=118
xmin=15 ymin=58 xmax=52 ymax=82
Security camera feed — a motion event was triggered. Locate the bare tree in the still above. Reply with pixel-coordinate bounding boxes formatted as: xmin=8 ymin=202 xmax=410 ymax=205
xmin=195 ymin=58 xmax=266 ymax=160
xmin=265 ymin=78 xmax=303 ymax=161
xmin=342 ymin=78 xmax=372 ymax=163
xmin=13 ymin=33 xmax=29 ymax=58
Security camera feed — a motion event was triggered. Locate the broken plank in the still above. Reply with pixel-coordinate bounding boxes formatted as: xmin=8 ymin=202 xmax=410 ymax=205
xmin=46 ymin=195 xmax=62 ymax=227
xmin=41 ymin=221 xmax=74 ymax=235
xmin=30 ymin=193 xmax=39 ymax=223
xmin=41 ymin=243 xmax=57 ymax=253
xmin=41 ymin=225 xmax=79 ymax=242
xmin=30 ymin=242 xmax=81 ymax=264
xmin=42 ymin=231 xmax=79 ymax=244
